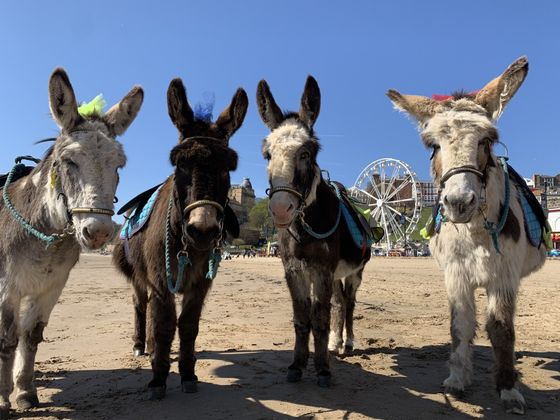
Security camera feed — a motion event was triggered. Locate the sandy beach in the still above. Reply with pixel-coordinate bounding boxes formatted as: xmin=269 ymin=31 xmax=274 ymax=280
xmin=11 ymin=254 xmax=560 ymax=419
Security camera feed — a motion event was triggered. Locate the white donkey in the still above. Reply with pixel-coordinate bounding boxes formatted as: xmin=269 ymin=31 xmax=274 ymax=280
xmin=0 ymin=68 xmax=143 ymax=418
xmin=388 ymin=57 xmax=546 ymax=414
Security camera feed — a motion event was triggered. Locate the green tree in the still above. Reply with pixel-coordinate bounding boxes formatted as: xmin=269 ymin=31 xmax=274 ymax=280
xmin=249 ymin=198 xmax=277 ymax=241
xmin=249 ymin=198 xmax=272 ymax=230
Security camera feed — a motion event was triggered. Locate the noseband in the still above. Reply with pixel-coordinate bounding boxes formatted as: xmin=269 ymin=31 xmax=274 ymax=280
xmin=438 ymin=165 xmax=485 ymax=191
xmin=183 ymin=199 xmax=224 ymax=215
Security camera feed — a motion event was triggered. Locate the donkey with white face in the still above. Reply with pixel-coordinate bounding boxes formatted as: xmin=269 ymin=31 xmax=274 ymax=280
xmin=0 ymin=68 xmax=142 ymax=417
xmin=388 ymin=57 xmax=546 ymax=414
xmin=258 ymin=77 xmax=371 ymax=388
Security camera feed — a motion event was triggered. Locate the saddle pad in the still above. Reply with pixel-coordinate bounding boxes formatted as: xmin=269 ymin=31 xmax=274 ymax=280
xmin=331 ymin=181 xmax=383 ymax=250
xmin=120 ymin=185 xmax=163 ymax=239
xmin=508 ymin=165 xmax=547 ymax=248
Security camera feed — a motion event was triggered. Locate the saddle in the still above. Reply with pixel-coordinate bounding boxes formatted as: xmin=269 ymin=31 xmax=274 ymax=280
xmin=330 ymin=181 xmax=384 ymax=251
xmin=0 ymin=165 xmax=34 ymax=190
xmin=118 ymin=182 xmax=240 ymax=241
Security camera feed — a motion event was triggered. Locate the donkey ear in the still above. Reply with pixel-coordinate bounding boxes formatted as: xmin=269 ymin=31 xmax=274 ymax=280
xmin=256 ymin=80 xmax=284 ymax=130
xmin=299 ymin=75 xmax=321 ymax=129
xmin=386 ymin=89 xmax=439 ymax=123
xmin=167 ymin=78 xmax=194 ymax=132
xmin=48 ymin=68 xmax=81 ymax=131
xmin=474 ymin=56 xmax=529 ymax=121
xmin=105 ymin=86 xmax=144 ymax=136
xmin=215 ymin=88 xmax=249 ymax=139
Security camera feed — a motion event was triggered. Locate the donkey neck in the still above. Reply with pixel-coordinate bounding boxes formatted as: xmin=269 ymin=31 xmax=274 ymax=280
xmin=296 ymin=178 xmax=339 ymax=235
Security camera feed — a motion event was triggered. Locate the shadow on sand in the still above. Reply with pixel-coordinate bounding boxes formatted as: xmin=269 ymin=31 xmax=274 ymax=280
xmin=12 ymin=345 xmax=560 ymax=419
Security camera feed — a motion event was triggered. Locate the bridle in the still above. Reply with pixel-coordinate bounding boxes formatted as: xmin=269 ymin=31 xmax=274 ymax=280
xmin=173 ymin=135 xmax=233 ymax=250
xmin=266 ymin=171 xmax=342 ymax=241
xmin=433 ymin=156 xmax=512 ymax=253
xmin=3 ymin=155 xmax=116 ymax=248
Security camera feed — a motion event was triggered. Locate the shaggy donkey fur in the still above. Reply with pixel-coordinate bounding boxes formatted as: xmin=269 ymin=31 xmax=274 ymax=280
xmin=113 ymin=78 xmax=247 ymax=400
xmin=388 ymin=56 xmax=546 ymax=414
xmin=257 ymin=76 xmax=371 ymax=387
xmin=0 ymin=68 xmax=142 ymax=418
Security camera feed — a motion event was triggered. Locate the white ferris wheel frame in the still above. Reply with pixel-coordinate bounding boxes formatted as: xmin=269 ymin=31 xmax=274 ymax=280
xmin=350 ymin=157 xmax=423 ymax=251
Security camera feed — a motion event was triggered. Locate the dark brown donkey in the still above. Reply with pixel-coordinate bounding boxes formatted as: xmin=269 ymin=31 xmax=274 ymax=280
xmin=113 ymin=78 xmax=247 ymax=400
xmin=257 ymin=76 xmax=372 ymax=387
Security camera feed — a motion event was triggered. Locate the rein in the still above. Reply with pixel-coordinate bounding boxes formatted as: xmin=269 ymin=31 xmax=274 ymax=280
xmin=2 ymin=155 xmax=115 ymax=248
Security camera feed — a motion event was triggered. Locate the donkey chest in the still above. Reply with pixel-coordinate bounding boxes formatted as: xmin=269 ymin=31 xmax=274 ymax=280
xmin=7 ymin=242 xmax=79 ymax=295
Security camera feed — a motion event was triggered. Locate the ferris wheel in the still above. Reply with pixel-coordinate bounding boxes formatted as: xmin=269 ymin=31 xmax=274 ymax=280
xmin=350 ymin=158 xmax=422 ymax=251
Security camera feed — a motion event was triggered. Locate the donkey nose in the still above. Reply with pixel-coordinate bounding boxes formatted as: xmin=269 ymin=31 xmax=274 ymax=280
xmin=443 ymin=191 xmax=476 ymax=215
xmin=186 ymin=224 xmax=220 ymax=248
xmin=270 ymin=201 xmax=294 ymax=219
xmin=82 ymin=223 xmax=113 ymax=249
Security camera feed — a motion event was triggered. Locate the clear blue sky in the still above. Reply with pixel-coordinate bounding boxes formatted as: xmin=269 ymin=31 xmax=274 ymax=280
xmin=1 ymin=1 xmax=558 ymax=212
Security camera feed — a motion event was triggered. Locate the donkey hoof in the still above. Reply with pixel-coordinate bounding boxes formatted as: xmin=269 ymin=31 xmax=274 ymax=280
xmin=287 ymin=368 xmax=302 ymax=383
xmin=181 ymin=380 xmax=198 ymax=393
xmin=344 ymin=345 xmax=354 ymax=354
xmin=501 ymin=389 xmax=526 ymax=415
xmin=317 ymin=374 xmax=331 ymax=388
xmin=0 ymin=407 xmax=10 ymax=420
xmin=133 ymin=348 xmax=145 ymax=357
xmin=148 ymin=386 xmax=166 ymax=401
xmin=16 ymin=393 xmax=39 ymax=409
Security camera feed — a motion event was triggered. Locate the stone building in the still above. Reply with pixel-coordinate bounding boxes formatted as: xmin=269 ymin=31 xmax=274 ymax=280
xmin=228 ymin=178 xmax=260 ymax=244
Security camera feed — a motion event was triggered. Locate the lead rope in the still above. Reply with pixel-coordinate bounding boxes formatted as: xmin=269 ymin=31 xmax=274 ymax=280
xmin=165 ymin=195 xmax=191 ymax=293
xmin=2 ymin=156 xmax=73 ymax=248
xmin=483 ymin=156 xmax=510 ymax=254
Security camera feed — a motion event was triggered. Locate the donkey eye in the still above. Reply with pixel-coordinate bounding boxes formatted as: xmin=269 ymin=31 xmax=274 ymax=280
xmin=63 ymin=158 xmax=78 ymax=168
xmin=300 ymin=152 xmax=310 ymax=160
xmin=478 ymin=138 xmax=489 ymax=146
xmin=430 ymin=145 xmax=440 ymax=160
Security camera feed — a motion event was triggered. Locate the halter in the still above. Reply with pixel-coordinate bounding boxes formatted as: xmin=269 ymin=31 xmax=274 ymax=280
xmin=2 ymin=156 xmax=115 ymax=248
xmin=266 ymin=174 xmax=341 ymax=240
xmin=433 ymin=156 xmax=511 ymax=253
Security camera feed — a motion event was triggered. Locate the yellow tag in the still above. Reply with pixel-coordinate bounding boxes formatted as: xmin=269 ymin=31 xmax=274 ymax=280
xmin=50 ymin=169 xmax=57 ymax=189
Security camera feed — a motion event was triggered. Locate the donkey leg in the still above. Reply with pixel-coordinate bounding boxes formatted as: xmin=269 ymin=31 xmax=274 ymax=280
xmin=311 ymin=272 xmax=334 ymax=388
xmin=14 ymin=288 xmax=62 ymax=409
xmin=486 ymin=285 xmax=525 ymax=414
xmin=443 ymin=281 xmax=476 ymax=395
xmin=343 ymin=271 xmax=362 ymax=353
xmin=328 ymin=279 xmax=345 ymax=354
xmin=177 ymin=278 xmax=212 ymax=393
xmin=147 ymin=293 xmax=176 ymax=400
xmin=285 ymin=267 xmax=311 ymax=383
xmin=132 ymin=283 xmax=149 ymax=356
xmin=0 ymin=299 xmax=20 ymax=419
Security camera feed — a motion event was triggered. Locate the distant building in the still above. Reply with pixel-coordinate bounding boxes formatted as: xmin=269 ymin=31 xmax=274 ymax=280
xmin=228 ymin=177 xmax=256 ymax=224
xmin=419 ymin=181 xmax=438 ymax=206
xmin=228 ymin=178 xmax=260 ymax=244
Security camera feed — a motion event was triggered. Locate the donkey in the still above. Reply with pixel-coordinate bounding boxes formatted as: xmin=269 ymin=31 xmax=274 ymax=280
xmin=387 ymin=57 xmax=547 ymax=414
xmin=0 ymin=68 xmax=143 ymax=418
xmin=113 ymin=78 xmax=247 ymax=400
xmin=257 ymin=76 xmax=371 ymax=387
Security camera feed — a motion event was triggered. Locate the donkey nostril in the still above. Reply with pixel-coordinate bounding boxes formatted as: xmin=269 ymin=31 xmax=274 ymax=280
xmin=468 ymin=194 xmax=476 ymax=205
xmin=82 ymin=227 xmax=92 ymax=241
xmin=443 ymin=195 xmax=449 ymax=205
xmin=287 ymin=203 xmax=294 ymax=212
